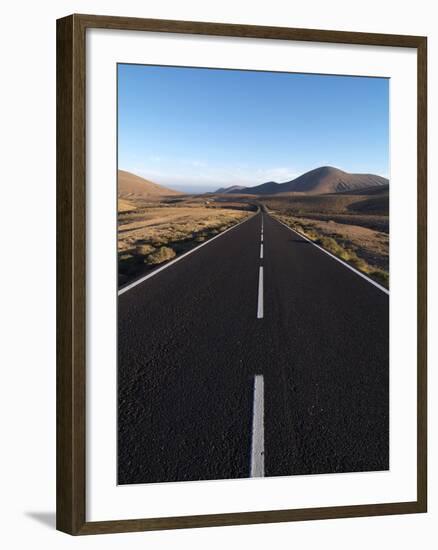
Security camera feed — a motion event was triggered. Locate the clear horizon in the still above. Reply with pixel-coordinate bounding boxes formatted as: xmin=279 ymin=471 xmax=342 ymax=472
xmin=118 ymin=64 xmax=389 ymax=193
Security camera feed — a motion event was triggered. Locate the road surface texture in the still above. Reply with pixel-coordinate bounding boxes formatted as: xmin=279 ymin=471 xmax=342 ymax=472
xmin=118 ymin=212 xmax=389 ymax=484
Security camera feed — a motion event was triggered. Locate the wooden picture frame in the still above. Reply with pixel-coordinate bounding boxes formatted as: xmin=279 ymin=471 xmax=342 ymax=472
xmin=57 ymin=13 xmax=427 ymax=535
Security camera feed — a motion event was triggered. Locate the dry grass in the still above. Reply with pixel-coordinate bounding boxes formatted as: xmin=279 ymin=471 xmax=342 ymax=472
xmin=274 ymin=214 xmax=389 ymax=288
xmin=118 ymin=198 xmax=137 ymax=212
xmin=118 ymin=200 xmax=252 ymax=286
xmin=145 ymin=246 xmax=176 ymax=265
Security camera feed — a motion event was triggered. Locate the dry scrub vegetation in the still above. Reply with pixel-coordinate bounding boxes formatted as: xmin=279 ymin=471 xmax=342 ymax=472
xmin=264 ymin=189 xmax=389 ymax=288
xmin=273 ymin=214 xmax=389 ymax=288
xmin=118 ymin=201 xmax=252 ymax=286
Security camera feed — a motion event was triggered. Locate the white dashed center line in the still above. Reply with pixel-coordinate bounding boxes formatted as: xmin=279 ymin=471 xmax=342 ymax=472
xmin=252 ymin=218 xmax=265 ymax=476
xmin=250 ymin=374 xmax=265 ymax=477
xmin=257 ymin=266 xmax=264 ymax=319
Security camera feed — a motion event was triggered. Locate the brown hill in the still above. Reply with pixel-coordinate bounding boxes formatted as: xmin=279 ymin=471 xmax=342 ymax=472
xmin=232 ymin=166 xmax=388 ymax=195
xmin=285 ymin=166 xmax=388 ymax=194
xmin=118 ymin=170 xmax=182 ymax=198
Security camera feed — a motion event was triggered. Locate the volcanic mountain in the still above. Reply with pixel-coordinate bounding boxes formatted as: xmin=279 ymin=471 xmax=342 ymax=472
xmin=230 ymin=166 xmax=388 ymax=195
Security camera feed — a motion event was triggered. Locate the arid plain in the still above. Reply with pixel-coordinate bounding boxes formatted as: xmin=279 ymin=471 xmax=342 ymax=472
xmin=118 ymin=166 xmax=389 ymax=288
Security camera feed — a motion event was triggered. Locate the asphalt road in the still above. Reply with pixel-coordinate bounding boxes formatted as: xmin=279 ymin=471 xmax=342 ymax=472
xmin=118 ymin=211 xmax=389 ymax=484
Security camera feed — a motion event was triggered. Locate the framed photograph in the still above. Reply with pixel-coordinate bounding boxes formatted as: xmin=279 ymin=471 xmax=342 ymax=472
xmin=57 ymin=14 xmax=427 ymax=535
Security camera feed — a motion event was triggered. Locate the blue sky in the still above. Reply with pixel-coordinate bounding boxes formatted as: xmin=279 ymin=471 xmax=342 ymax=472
xmin=118 ymin=64 xmax=389 ymax=193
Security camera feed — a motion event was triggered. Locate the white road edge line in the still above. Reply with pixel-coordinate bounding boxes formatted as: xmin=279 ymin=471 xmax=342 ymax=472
xmin=274 ymin=217 xmax=389 ymax=296
xmin=260 ymin=243 xmax=264 ymax=259
xmin=119 ymin=210 xmax=259 ymax=296
xmin=257 ymin=266 xmax=264 ymax=319
xmin=250 ymin=374 xmax=265 ymax=478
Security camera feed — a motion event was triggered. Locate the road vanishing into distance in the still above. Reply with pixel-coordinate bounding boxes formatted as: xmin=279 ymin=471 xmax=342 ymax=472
xmin=118 ymin=211 xmax=389 ymax=484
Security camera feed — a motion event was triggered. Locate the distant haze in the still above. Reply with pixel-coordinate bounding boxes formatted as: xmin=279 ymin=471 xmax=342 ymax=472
xmin=118 ymin=166 xmax=388 ymax=198
xmin=169 ymin=184 xmax=219 ymax=194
